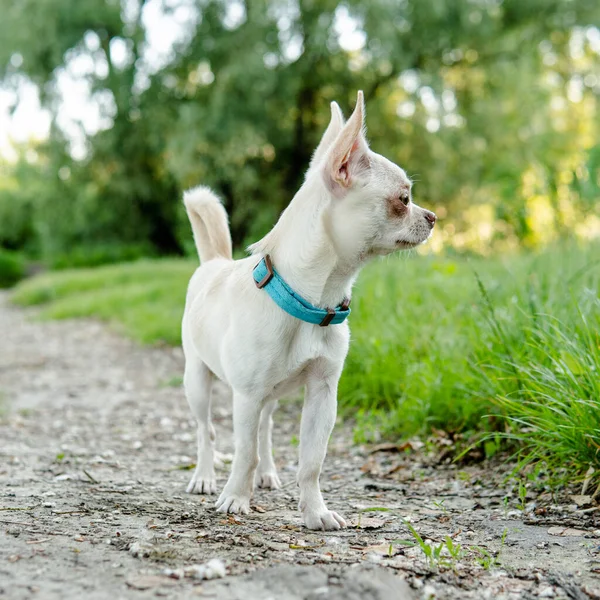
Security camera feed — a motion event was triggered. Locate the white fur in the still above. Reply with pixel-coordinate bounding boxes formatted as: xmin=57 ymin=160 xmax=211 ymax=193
xmin=181 ymin=91 xmax=436 ymax=530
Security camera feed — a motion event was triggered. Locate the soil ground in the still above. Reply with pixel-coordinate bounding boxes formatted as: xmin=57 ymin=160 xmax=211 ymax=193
xmin=1 ymin=292 xmax=599 ymax=600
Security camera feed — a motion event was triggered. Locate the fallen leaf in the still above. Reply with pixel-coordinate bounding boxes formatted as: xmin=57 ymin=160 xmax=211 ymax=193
xmin=219 ymin=515 xmax=241 ymax=525
xmin=547 ymin=527 xmax=587 ymax=537
xmin=384 ymin=464 xmax=406 ymax=477
xmin=570 ymin=495 xmax=593 ymax=508
xmin=251 ymin=505 xmax=266 ymax=513
xmin=360 ymin=456 xmax=382 ymax=476
xmin=369 ymin=442 xmax=414 ymax=454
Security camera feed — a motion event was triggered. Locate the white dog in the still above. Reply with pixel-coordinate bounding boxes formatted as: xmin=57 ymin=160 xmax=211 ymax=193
xmin=181 ymin=91 xmax=436 ymax=530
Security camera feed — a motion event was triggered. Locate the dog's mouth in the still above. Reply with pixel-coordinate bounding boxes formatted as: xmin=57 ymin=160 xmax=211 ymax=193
xmin=395 ymin=240 xmax=419 ymax=249
xmin=396 ymin=229 xmax=433 ymax=249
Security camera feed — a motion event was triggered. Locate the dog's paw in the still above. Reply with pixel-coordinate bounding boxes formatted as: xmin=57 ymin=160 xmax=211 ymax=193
xmin=255 ymin=470 xmax=282 ymax=490
xmin=186 ymin=470 xmax=217 ymax=495
xmin=302 ymin=508 xmax=347 ymax=531
xmin=215 ymin=492 xmax=250 ymax=515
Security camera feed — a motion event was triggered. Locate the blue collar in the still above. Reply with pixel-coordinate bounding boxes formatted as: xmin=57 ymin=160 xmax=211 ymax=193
xmin=253 ymin=255 xmax=351 ymax=327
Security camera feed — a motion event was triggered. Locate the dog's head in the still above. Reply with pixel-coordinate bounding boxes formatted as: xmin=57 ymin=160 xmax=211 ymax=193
xmin=311 ymin=91 xmax=436 ymax=259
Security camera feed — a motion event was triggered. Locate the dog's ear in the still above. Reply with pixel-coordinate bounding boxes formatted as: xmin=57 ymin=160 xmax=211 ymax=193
xmin=324 ymin=90 xmax=370 ymax=196
xmin=309 ymin=101 xmax=345 ymax=169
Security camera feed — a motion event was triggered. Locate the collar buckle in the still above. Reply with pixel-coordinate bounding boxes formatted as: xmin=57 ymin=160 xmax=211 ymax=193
xmin=319 ymin=298 xmax=350 ymax=327
xmin=255 ymin=254 xmax=274 ymax=289
xmin=319 ymin=308 xmax=336 ymax=327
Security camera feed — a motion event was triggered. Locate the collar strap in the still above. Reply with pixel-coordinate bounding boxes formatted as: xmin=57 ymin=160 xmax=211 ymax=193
xmin=253 ymin=255 xmax=351 ymax=327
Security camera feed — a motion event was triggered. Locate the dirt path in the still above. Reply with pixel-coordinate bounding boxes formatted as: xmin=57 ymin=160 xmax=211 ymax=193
xmin=1 ymin=292 xmax=599 ymax=600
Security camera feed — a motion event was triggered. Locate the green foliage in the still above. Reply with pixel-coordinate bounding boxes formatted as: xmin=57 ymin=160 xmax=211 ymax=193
xmin=0 ymin=0 xmax=123 ymax=86
xmin=49 ymin=243 xmax=154 ymax=270
xmin=0 ymin=172 xmax=34 ymax=252
xmin=1 ymin=0 xmax=599 ymax=262
xmin=1 ymin=0 xmax=180 ymax=258
xmin=0 ymin=249 xmax=26 ymax=288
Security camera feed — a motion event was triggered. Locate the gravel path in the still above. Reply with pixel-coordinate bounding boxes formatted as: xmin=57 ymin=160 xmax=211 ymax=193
xmin=1 ymin=291 xmax=599 ymax=600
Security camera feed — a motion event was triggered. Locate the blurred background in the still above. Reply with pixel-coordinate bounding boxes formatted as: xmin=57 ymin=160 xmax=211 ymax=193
xmin=1 ymin=0 xmax=599 ymax=275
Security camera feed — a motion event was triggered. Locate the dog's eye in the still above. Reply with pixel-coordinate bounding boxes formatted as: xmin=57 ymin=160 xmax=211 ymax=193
xmin=400 ymin=193 xmax=410 ymax=206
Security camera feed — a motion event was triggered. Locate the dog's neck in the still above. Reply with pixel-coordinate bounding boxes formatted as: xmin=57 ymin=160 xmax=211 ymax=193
xmin=252 ymin=179 xmax=363 ymax=309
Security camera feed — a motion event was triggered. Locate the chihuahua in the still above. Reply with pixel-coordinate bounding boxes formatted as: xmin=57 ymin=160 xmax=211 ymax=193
xmin=181 ymin=91 xmax=436 ymax=530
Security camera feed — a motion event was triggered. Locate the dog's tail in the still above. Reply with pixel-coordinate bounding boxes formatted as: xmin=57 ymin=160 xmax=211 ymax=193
xmin=183 ymin=186 xmax=233 ymax=263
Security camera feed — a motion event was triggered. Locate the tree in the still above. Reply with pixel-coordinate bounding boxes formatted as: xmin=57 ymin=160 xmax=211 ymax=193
xmin=1 ymin=0 xmax=599 ymax=261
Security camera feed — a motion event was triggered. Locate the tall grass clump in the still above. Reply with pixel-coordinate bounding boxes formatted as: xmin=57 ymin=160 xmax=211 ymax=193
xmin=340 ymin=243 xmax=600 ymax=445
xmin=472 ymin=247 xmax=600 ymax=478
xmin=489 ymin=317 xmax=600 ymax=476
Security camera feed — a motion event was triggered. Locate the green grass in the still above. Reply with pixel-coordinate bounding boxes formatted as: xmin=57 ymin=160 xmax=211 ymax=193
xmin=11 ymin=244 xmax=600 ymax=479
xmin=343 ymin=245 xmax=599 ymax=444
xmin=487 ymin=315 xmax=600 ymax=477
xmin=12 ymin=259 xmax=195 ymax=344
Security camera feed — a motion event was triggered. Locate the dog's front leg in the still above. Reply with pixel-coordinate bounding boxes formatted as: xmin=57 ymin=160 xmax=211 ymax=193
xmin=297 ymin=370 xmax=346 ymax=530
xmin=215 ymin=392 xmax=261 ymax=514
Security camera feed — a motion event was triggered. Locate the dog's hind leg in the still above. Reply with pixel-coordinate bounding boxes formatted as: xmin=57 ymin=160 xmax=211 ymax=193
xmin=255 ymin=399 xmax=281 ymax=490
xmin=184 ymin=358 xmax=217 ymax=495
xmin=215 ymin=392 xmax=261 ymax=514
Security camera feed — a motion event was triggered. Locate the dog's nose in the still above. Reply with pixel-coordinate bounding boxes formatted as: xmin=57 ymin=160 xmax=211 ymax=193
xmin=424 ymin=211 xmax=437 ymax=227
